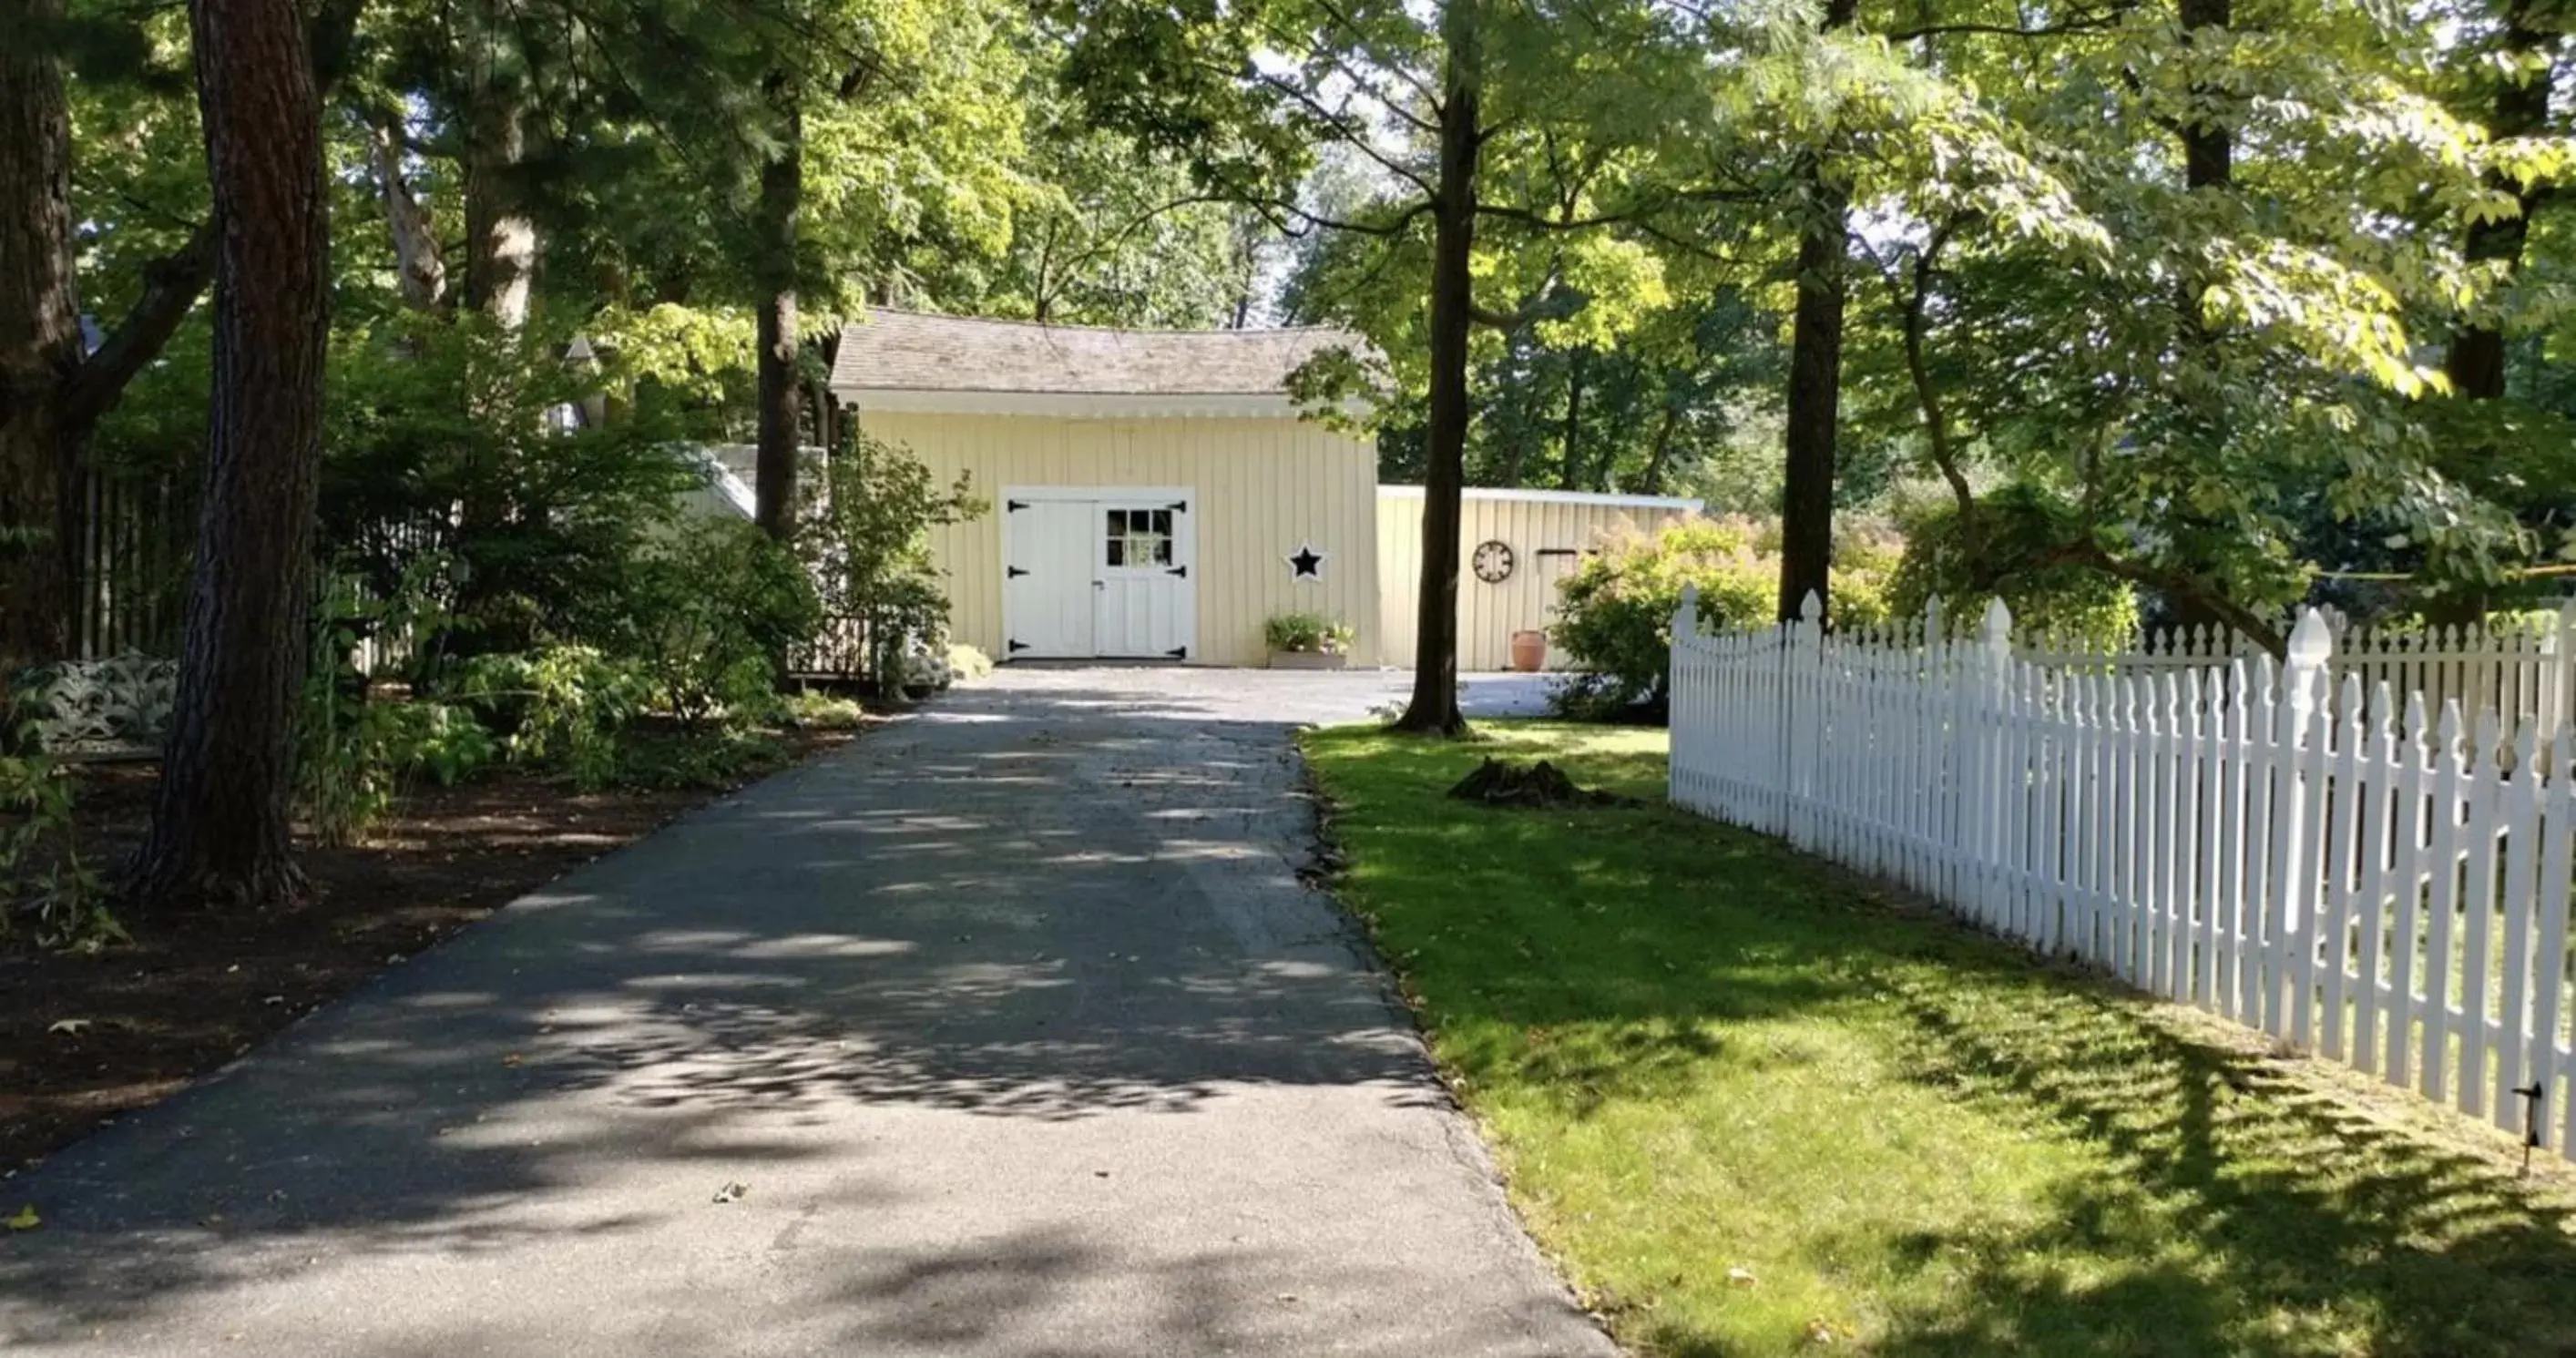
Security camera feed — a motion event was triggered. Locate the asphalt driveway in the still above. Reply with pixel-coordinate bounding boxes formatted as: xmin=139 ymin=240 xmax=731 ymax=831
xmin=0 ymin=668 xmax=1610 ymax=1356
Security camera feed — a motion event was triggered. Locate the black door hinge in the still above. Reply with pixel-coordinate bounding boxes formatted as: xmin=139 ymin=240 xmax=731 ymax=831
xmin=1165 ymin=565 xmax=1187 ymax=578
xmin=1166 ymin=500 xmax=1188 ymax=513
xmin=1007 ymin=638 xmax=1030 ymax=653
xmin=1007 ymin=566 xmax=1028 ymax=578
xmin=1006 ymin=499 xmax=1029 ymax=512
xmin=1164 ymin=645 xmax=1188 ymax=660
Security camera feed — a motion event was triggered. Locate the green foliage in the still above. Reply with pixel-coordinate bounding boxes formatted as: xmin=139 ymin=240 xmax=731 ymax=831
xmin=319 ymin=316 xmax=709 ymax=661
xmin=1886 ymin=495 xmax=2141 ymax=650
xmin=372 ymin=702 xmax=500 ymax=787
xmin=615 ymin=517 xmax=821 ymax=727
xmin=449 ymin=647 xmax=654 ymax=793
xmin=0 ymin=722 xmax=118 ymax=954
xmin=606 ymin=726 xmax=789 ymax=791
xmin=1263 ymin=612 xmax=1355 ymax=654
xmin=1549 ymin=519 xmax=1895 ymax=718
xmin=781 ymin=691 xmax=870 ymax=731
xmin=802 ymin=430 xmax=986 ymax=696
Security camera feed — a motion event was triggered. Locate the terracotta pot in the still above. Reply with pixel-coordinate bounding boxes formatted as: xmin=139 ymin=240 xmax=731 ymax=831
xmin=1508 ymin=629 xmax=1548 ymax=672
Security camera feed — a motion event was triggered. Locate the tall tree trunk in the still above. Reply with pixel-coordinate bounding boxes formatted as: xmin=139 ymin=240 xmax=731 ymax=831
xmin=460 ymin=28 xmax=534 ymax=329
xmin=1637 ymin=401 xmax=1679 ymax=495
xmin=2432 ymin=0 xmax=2550 ymax=624
xmin=2446 ymin=0 xmax=2550 ymax=403
xmin=754 ymin=72 xmax=802 ymax=541
xmin=2158 ymin=0 xmax=2236 ymax=634
xmin=2178 ymin=0 xmax=2232 ymax=195
xmin=1559 ymin=346 xmax=1589 ymax=492
xmin=1776 ymin=0 xmax=1856 ymax=623
xmin=1394 ymin=29 xmax=1480 ymax=738
xmin=129 ymin=0 xmax=329 ymax=910
xmin=367 ymin=116 xmax=445 ymax=311
xmin=0 ymin=0 xmax=85 ymax=685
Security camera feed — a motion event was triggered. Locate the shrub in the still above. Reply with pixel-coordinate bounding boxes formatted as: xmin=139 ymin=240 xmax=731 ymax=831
xmin=318 ymin=313 xmax=710 ymax=662
xmin=1549 ymin=517 xmax=1896 ymax=719
xmin=616 ymin=516 xmax=821 ymax=726
xmin=608 ymin=726 xmax=786 ymax=790
xmin=782 ymin=691 xmax=870 ymax=730
xmin=375 ymin=701 xmax=500 ymax=786
xmin=448 ymin=646 xmax=654 ymax=791
xmin=0 ymin=714 xmax=118 ymax=952
xmin=802 ymin=430 xmax=985 ymax=699
xmin=946 ymin=644 xmax=994 ymax=682
xmin=1265 ymin=611 xmax=1355 ymax=654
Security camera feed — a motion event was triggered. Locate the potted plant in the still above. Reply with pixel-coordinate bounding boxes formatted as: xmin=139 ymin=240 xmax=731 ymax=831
xmin=1265 ymin=612 xmax=1355 ymax=669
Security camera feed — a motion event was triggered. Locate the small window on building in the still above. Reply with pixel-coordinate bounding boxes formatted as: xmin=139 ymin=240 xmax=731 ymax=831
xmin=1108 ymin=507 xmax=1172 ymax=568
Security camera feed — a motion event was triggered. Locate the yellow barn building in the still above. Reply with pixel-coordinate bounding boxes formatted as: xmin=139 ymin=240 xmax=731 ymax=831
xmin=827 ymin=311 xmax=1702 ymax=672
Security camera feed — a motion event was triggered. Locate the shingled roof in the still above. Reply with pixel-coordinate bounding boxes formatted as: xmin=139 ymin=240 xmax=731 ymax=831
xmin=828 ymin=310 xmax=1363 ymax=397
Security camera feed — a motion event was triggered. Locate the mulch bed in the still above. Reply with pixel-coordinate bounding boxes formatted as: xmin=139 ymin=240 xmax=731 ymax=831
xmin=0 ymin=728 xmax=859 ymax=1176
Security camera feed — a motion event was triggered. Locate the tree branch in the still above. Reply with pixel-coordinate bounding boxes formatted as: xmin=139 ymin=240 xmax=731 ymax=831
xmin=61 ymin=220 xmax=215 ymax=437
xmin=1250 ymin=70 xmax=1435 ymax=197
xmin=1471 ymin=199 xmax=1640 ymax=231
xmin=1876 ymin=215 xmax=1977 ymax=523
xmin=1301 ymin=0 xmax=1444 ymax=113
xmin=1883 ymin=2 xmax=2136 ymax=43
xmin=2048 ymin=541 xmax=2286 ymax=655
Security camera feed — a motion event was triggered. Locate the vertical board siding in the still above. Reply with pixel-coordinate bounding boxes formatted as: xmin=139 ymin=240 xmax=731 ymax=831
xmin=1375 ymin=490 xmax=1702 ymax=670
xmin=860 ymin=410 xmax=1381 ymax=667
xmin=1670 ymin=594 xmax=2576 ymax=1164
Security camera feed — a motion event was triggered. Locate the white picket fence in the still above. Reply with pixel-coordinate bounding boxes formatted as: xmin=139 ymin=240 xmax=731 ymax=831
xmin=1669 ymin=590 xmax=2576 ymax=1162
xmin=2016 ymin=601 xmax=2576 ymax=748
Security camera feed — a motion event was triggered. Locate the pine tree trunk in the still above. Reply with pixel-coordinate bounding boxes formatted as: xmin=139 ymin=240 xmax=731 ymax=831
xmin=1776 ymin=0 xmax=1855 ymax=624
xmin=460 ymin=26 xmax=534 ymax=330
xmin=1393 ymin=31 xmax=1479 ymax=738
xmin=129 ymin=0 xmax=328 ymax=910
xmin=754 ymin=72 xmax=802 ymax=542
xmin=0 ymin=0 xmax=85 ymax=681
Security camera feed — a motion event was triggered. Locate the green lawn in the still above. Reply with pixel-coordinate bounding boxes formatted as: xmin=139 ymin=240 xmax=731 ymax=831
xmin=1302 ymin=722 xmax=2576 ymax=1358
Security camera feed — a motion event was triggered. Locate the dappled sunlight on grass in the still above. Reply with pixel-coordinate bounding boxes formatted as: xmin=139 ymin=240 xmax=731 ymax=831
xmin=1305 ymin=723 xmax=2576 ymax=1357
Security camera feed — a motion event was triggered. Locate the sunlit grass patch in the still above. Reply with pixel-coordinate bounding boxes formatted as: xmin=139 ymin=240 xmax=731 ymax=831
xmin=1303 ymin=721 xmax=2576 ymax=1357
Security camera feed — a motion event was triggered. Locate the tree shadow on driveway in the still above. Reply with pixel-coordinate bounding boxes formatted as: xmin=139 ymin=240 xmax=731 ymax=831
xmin=1 ymin=672 xmax=1601 ymax=1357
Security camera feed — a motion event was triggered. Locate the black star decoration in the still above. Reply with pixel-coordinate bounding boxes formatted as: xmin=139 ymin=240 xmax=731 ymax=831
xmin=1286 ymin=544 xmax=1327 ymax=580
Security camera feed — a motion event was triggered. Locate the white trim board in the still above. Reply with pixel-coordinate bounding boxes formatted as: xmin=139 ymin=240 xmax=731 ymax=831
xmin=838 ymin=388 xmax=1361 ymax=420
xmin=998 ymin=484 xmax=1198 ymax=505
xmin=1376 ymin=485 xmax=1706 ymax=513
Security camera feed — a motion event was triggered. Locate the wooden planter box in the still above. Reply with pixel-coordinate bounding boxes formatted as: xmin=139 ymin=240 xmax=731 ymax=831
xmin=1269 ymin=649 xmax=1350 ymax=670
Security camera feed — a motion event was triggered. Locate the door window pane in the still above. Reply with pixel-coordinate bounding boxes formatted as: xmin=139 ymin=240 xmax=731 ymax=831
xmin=1107 ymin=507 xmax=1172 ymax=570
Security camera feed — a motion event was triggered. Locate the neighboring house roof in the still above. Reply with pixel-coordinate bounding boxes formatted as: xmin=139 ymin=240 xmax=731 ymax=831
xmin=828 ymin=310 xmax=1371 ymax=418
xmin=1378 ymin=485 xmax=1706 ymax=514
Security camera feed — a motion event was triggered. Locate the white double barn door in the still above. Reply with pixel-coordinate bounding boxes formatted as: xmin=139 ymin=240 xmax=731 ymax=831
xmin=1001 ymin=486 xmax=1198 ymax=660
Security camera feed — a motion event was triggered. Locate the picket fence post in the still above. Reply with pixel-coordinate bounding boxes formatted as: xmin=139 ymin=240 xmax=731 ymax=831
xmin=2548 ymin=599 xmax=2576 ymax=741
xmin=1671 ymin=585 xmax=1699 ymax=812
xmin=1972 ymin=599 xmax=2013 ymax=925
xmin=2265 ymin=609 xmax=2332 ymax=1043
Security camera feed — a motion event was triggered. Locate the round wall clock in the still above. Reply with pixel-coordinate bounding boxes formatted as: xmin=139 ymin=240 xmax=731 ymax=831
xmin=1471 ymin=539 xmax=1516 ymax=583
